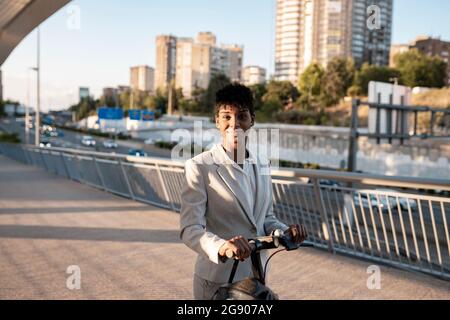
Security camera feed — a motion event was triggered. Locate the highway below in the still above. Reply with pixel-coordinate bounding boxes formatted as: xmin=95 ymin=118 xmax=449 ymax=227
xmin=0 ymin=117 xmax=172 ymax=159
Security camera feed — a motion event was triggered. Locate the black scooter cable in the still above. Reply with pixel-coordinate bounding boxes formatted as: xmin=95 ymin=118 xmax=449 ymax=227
xmin=263 ymin=249 xmax=286 ymax=282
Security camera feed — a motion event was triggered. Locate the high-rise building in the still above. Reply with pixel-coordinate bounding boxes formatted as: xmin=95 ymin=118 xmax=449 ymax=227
xmin=155 ymin=35 xmax=177 ymax=91
xmin=172 ymin=32 xmax=243 ymax=97
xmin=275 ymin=0 xmax=302 ymax=83
xmin=117 ymin=85 xmax=131 ymax=94
xmin=176 ymin=38 xmax=211 ymax=98
xmin=222 ymin=44 xmax=243 ymax=82
xmin=79 ymin=87 xmax=89 ymax=101
xmin=130 ymin=65 xmax=155 ymax=93
xmin=102 ymin=87 xmax=118 ymax=106
xmin=0 ymin=69 xmax=3 ymax=102
xmin=275 ymin=0 xmax=393 ymax=83
xmin=412 ymin=37 xmax=450 ymax=86
xmin=389 ymin=44 xmax=410 ymax=67
xmin=242 ymin=66 xmax=267 ymax=86
xmin=196 ymin=31 xmax=216 ymax=46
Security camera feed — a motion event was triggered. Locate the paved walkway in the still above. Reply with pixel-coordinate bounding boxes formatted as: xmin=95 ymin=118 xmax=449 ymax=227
xmin=0 ymin=155 xmax=449 ymax=300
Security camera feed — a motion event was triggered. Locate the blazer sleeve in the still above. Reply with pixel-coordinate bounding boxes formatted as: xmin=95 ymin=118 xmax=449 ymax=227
xmin=263 ymin=174 xmax=289 ymax=236
xmin=179 ymin=159 xmax=226 ymax=265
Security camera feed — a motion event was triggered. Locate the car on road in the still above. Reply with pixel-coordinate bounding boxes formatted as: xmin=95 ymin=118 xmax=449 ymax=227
xmin=353 ymin=189 xmax=418 ymax=213
xmin=128 ymin=149 xmax=148 ymax=157
xmin=144 ymin=137 xmax=163 ymax=145
xmin=81 ymin=135 xmax=96 ymax=147
xmin=39 ymin=140 xmax=51 ymax=148
xmin=103 ymin=140 xmax=118 ymax=149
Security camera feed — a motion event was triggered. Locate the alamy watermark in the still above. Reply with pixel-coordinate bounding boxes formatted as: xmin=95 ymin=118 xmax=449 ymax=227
xmin=66 ymin=265 xmax=81 ymax=290
xmin=66 ymin=4 xmax=81 ymax=31
xmin=366 ymin=265 xmax=381 ymax=290
xmin=367 ymin=5 xmax=381 ymax=31
xmin=169 ymin=122 xmax=280 ymax=175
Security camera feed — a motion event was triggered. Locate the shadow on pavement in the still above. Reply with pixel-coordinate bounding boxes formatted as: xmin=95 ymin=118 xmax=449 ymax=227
xmin=0 ymin=225 xmax=180 ymax=243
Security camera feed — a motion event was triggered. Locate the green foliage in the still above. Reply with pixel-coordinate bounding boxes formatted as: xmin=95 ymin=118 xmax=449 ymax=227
xmin=263 ymin=80 xmax=299 ymax=106
xmin=353 ymin=63 xmax=401 ymax=95
xmin=148 ymin=88 xmax=168 ymax=113
xmin=155 ymin=141 xmax=177 ymax=149
xmin=394 ymin=49 xmax=447 ymax=88
xmin=321 ymin=58 xmax=355 ymax=106
xmin=178 ymin=87 xmax=206 ymax=115
xmin=298 ymin=63 xmax=324 ymax=97
xmin=274 ymin=109 xmax=317 ymax=124
xmin=347 ymin=85 xmax=363 ymax=97
xmin=278 ymin=159 xmax=321 ymax=170
xmin=203 ymin=74 xmax=231 ymax=115
xmin=0 ymin=132 xmax=21 ymax=143
xmin=69 ymin=97 xmax=99 ymax=121
xmin=249 ymin=83 xmax=267 ymax=112
xmin=255 ymin=99 xmax=283 ymax=122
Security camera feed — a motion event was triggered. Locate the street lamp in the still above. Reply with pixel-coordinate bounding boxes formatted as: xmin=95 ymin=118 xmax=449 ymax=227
xmin=29 ymin=28 xmax=41 ymax=147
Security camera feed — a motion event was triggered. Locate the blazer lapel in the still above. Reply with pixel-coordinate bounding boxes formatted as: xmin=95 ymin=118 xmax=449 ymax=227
xmin=216 ymin=166 xmax=257 ymax=228
xmin=252 ymin=162 xmax=264 ymax=224
xmin=212 ymin=145 xmax=257 ymax=228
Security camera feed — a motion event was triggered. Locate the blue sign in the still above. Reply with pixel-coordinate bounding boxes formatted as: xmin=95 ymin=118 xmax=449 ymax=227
xmin=97 ymin=107 xmax=124 ymax=120
xmin=142 ymin=110 xmax=155 ymax=122
xmin=129 ymin=109 xmax=141 ymax=120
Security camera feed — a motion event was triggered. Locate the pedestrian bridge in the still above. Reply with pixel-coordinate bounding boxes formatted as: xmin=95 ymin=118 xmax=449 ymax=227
xmin=0 ymin=143 xmax=449 ymax=299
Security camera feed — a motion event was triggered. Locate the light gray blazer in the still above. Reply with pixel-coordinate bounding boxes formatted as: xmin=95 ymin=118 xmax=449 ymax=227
xmin=179 ymin=144 xmax=288 ymax=283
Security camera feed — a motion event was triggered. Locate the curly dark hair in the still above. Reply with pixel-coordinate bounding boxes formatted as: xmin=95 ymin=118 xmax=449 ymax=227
xmin=215 ymin=83 xmax=255 ymax=116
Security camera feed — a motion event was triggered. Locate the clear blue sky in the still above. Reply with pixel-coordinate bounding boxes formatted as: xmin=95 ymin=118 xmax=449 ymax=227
xmin=2 ymin=0 xmax=450 ymax=111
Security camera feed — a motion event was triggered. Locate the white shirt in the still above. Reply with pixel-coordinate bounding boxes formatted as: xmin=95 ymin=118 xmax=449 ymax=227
xmin=218 ymin=145 xmax=256 ymax=217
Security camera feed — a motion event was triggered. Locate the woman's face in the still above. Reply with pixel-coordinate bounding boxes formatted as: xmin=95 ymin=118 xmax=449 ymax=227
xmin=215 ymin=105 xmax=254 ymax=153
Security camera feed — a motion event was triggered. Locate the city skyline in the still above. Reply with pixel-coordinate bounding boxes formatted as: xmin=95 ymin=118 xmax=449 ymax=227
xmin=1 ymin=0 xmax=450 ymax=111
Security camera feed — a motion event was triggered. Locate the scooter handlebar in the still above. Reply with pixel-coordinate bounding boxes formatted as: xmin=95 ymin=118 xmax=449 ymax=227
xmin=224 ymin=229 xmax=312 ymax=259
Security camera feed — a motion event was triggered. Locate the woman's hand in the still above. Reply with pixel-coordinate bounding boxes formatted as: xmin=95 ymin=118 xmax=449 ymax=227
xmin=284 ymin=224 xmax=308 ymax=244
xmin=219 ymin=236 xmax=252 ymax=261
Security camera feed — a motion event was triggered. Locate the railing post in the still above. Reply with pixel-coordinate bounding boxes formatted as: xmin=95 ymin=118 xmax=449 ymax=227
xmin=59 ymin=151 xmax=71 ymax=179
xmin=119 ymin=159 xmax=135 ymax=200
xmin=39 ymin=149 xmax=49 ymax=172
xmin=312 ymin=178 xmax=334 ymax=253
xmin=347 ymin=99 xmax=359 ymax=173
xmin=156 ymin=163 xmax=175 ymax=211
xmin=93 ymin=156 xmax=107 ymax=192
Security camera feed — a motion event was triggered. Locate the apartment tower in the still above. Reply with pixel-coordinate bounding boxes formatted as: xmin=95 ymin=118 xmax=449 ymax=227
xmin=275 ymin=0 xmax=393 ymax=83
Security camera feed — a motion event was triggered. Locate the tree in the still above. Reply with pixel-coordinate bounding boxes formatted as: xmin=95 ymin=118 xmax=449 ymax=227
xmin=321 ymin=57 xmax=355 ymax=106
xmin=263 ymin=80 xmax=299 ymax=106
xmin=298 ymin=63 xmax=324 ymax=98
xmin=203 ymin=73 xmax=231 ymax=114
xmin=69 ymin=97 xmax=98 ymax=121
xmin=395 ymin=49 xmax=447 ymax=88
xmin=147 ymin=88 xmax=168 ymax=113
xmin=256 ymin=99 xmax=283 ymax=123
xmin=249 ymin=83 xmax=267 ymax=112
xmin=353 ymin=63 xmax=400 ymax=95
xmin=178 ymin=87 xmax=206 ymax=115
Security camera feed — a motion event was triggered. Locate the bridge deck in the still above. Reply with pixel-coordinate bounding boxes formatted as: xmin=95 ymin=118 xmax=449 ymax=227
xmin=0 ymin=155 xmax=448 ymax=299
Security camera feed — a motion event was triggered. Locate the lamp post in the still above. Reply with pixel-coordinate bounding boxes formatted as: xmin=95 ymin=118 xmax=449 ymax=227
xmin=26 ymin=68 xmax=31 ymax=145
xmin=31 ymin=27 xmax=41 ymax=147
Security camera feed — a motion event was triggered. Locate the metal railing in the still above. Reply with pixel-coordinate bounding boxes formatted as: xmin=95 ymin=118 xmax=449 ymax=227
xmin=1 ymin=143 xmax=449 ymax=281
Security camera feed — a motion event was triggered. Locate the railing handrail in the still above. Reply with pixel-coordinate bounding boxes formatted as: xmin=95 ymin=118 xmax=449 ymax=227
xmin=24 ymin=144 xmax=185 ymax=168
xmin=271 ymin=168 xmax=450 ymax=192
xmin=1 ymin=142 xmax=449 ymax=281
xmin=20 ymin=143 xmax=450 ymax=192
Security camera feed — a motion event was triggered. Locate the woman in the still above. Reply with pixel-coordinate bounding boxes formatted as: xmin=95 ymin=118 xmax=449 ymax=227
xmin=180 ymin=83 xmax=307 ymax=300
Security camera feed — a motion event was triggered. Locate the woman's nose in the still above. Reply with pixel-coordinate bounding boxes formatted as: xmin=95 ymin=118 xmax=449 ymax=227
xmin=229 ymin=117 xmax=240 ymax=129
